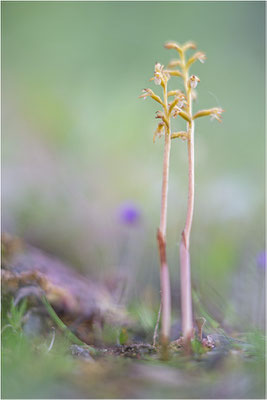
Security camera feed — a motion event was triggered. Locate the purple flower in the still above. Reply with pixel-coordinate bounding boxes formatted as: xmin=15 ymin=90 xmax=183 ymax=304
xmin=118 ymin=202 xmax=141 ymax=225
xmin=257 ymin=250 xmax=266 ymax=271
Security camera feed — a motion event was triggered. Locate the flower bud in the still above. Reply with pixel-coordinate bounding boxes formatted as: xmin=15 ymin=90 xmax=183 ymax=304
xmin=154 ymin=76 xmax=161 ymax=85
xmin=193 ymin=107 xmax=224 ymax=122
xmin=171 ymin=131 xmax=188 ymax=141
xmin=182 ymin=41 xmax=197 ymax=51
xmin=167 ymin=90 xmax=183 ymax=98
xmin=167 ymin=60 xmax=182 ymax=69
xmin=153 ymin=122 xmax=165 ymax=143
xmin=196 ymin=52 xmax=206 ymax=64
xmin=154 ymin=62 xmax=164 ymax=85
xmin=164 ymin=41 xmax=182 ymax=52
xmin=187 ymin=52 xmax=206 ymax=68
xmin=139 ymin=88 xmax=164 ymax=106
xmin=188 ymin=75 xmax=200 ymax=89
xmin=171 ymin=105 xmax=181 ymax=118
xmin=210 ymin=108 xmax=224 ymax=122
xmin=139 ymin=89 xmax=150 ymax=100
xmin=155 ymin=111 xmax=164 ymax=119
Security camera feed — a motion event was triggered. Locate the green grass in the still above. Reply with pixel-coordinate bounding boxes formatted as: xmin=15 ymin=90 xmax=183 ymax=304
xmin=1 ymin=297 xmax=265 ymax=399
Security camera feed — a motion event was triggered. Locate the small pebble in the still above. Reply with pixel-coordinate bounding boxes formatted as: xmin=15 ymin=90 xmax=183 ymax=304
xmin=70 ymin=345 xmax=95 ymax=363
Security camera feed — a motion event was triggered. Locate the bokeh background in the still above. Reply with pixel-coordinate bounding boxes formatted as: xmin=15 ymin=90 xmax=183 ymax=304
xmin=2 ymin=1 xmax=265 ymax=334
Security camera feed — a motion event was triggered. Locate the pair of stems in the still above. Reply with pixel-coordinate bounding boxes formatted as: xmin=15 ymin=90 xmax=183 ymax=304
xmin=157 ymin=58 xmax=194 ymax=348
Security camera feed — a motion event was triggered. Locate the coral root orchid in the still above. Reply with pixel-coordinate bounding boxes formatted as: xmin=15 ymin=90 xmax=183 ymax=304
xmin=140 ymin=40 xmax=224 ymax=354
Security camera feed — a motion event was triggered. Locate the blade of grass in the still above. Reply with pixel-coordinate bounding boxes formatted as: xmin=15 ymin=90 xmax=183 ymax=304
xmin=41 ymin=296 xmax=97 ymax=355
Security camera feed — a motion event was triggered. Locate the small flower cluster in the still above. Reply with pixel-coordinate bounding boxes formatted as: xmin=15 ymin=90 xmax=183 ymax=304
xmin=154 ymin=62 xmax=170 ymax=86
xmin=170 ymin=91 xmax=187 ymax=118
xmin=140 ymin=40 xmax=224 ymax=143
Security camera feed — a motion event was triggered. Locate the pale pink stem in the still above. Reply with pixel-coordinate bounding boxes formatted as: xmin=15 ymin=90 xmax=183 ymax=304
xmin=179 ymin=117 xmax=194 ymax=342
xmin=157 ymin=120 xmax=171 ymax=345
xmin=160 ymin=131 xmax=171 ymax=236
xmin=160 ymin=259 xmax=171 ymax=342
xmin=153 ymin=302 xmax=162 ymax=347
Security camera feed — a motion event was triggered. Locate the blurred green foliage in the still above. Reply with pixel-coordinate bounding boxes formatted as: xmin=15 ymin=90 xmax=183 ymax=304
xmin=5 ymin=298 xmax=28 ymax=332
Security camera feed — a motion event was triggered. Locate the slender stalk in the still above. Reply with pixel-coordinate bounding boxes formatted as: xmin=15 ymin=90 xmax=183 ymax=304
xmin=179 ymin=55 xmax=194 ymax=344
xmin=179 ymin=123 xmax=194 ymax=342
xmin=153 ymin=302 xmax=162 ymax=347
xmin=160 ymin=130 xmax=171 ymax=236
xmin=157 ymin=82 xmax=171 ymax=349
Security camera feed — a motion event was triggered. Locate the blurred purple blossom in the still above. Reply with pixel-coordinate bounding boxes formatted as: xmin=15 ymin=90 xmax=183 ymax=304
xmin=257 ymin=250 xmax=266 ymax=270
xmin=118 ymin=202 xmax=141 ymax=226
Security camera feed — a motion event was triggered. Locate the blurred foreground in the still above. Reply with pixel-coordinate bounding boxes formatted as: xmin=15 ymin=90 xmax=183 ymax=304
xmin=1 ymin=235 xmax=266 ymax=399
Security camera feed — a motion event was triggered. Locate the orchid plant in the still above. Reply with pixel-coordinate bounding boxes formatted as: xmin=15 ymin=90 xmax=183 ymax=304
xmin=140 ymin=40 xmax=224 ymax=351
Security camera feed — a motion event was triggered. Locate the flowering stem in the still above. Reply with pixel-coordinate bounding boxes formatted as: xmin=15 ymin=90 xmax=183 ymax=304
xmin=179 ymin=55 xmax=194 ymax=345
xmin=179 ymin=121 xmax=194 ymax=343
xmin=157 ymin=82 xmax=171 ymax=352
xmin=160 ymin=128 xmax=171 ymax=236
